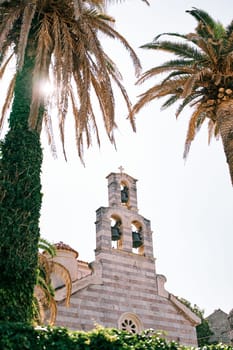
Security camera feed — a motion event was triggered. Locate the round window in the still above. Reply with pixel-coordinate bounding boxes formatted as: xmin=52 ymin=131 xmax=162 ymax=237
xmin=121 ymin=318 xmax=137 ymax=333
xmin=118 ymin=313 xmax=143 ymax=334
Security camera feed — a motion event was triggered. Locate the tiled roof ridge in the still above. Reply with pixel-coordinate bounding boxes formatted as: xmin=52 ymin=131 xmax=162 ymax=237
xmin=54 ymin=241 xmax=79 ymax=258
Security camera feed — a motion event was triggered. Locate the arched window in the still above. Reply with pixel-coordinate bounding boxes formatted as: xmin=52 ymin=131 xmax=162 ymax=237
xmin=131 ymin=221 xmax=144 ymax=254
xmin=120 ymin=181 xmax=129 ymax=204
xmin=118 ymin=313 xmax=143 ymax=334
xmin=111 ymin=215 xmax=122 ymax=249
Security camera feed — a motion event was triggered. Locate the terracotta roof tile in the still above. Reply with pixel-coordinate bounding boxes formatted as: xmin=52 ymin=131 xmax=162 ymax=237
xmin=54 ymin=241 xmax=79 ymax=258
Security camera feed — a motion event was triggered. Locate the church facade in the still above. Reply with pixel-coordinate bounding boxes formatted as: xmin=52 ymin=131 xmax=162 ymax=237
xmin=53 ymin=171 xmax=200 ymax=346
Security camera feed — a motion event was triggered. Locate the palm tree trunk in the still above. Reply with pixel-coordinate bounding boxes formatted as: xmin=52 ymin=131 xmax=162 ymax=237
xmin=0 ymin=54 xmax=42 ymax=322
xmin=216 ymin=100 xmax=233 ymax=186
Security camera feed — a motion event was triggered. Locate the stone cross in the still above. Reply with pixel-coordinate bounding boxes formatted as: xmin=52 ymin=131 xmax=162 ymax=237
xmin=118 ymin=166 xmax=124 ymax=174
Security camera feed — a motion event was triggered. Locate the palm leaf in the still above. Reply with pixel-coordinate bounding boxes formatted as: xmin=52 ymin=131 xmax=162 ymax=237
xmin=141 ymin=40 xmax=204 ymax=61
xmin=152 ymin=32 xmax=187 ymax=42
xmin=186 ymin=8 xmax=221 ymax=38
xmin=39 ymin=238 xmax=56 ymax=257
xmin=183 ymin=105 xmax=206 ymax=158
xmin=34 ymin=238 xmax=72 ymax=325
xmin=133 ymin=6 xmax=233 ymax=167
xmin=175 ymin=93 xmax=202 ymax=118
xmin=50 ymin=261 xmax=72 ymax=307
xmin=161 ymin=95 xmax=180 ymax=110
xmin=0 ymin=0 xmax=142 ymax=161
xmin=0 ymin=74 xmax=16 ymax=134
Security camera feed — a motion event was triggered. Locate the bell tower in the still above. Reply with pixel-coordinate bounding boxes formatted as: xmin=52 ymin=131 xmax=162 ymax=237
xmin=95 ymin=169 xmax=155 ymax=262
xmin=55 ymin=169 xmax=200 ymax=346
xmin=107 ymin=167 xmax=138 ymax=211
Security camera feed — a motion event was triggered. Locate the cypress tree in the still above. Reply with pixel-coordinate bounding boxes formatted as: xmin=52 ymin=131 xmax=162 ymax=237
xmin=0 ymin=55 xmax=42 ymax=322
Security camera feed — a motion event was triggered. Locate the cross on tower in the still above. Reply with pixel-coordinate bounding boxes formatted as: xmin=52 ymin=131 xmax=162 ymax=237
xmin=118 ymin=166 xmax=124 ymax=174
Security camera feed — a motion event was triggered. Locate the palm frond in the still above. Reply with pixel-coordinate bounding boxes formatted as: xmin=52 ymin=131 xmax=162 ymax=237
xmin=161 ymin=94 xmax=179 ymax=110
xmin=137 ymin=64 xmax=195 ymax=86
xmin=17 ymin=3 xmax=36 ymax=70
xmin=32 ymin=293 xmax=44 ymax=325
xmin=141 ymin=40 xmax=204 ymax=61
xmin=208 ymin=119 xmax=217 ymax=144
xmin=0 ymin=7 xmax=21 ymax=53
xmin=50 ymin=261 xmax=72 ymax=307
xmin=111 ymin=71 xmax=135 ymax=131
xmin=182 ymin=72 xmax=202 ymax=98
xmin=183 ymin=105 xmax=206 ymax=158
xmin=39 ymin=238 xmax=56 ymax=257
xmin=105 ymin=0 xmax=150 ymax=5
xmin=224 ymin=52 xmax=233 ymax=75
xmin=43 ymin=109 xmax=57 ymax=159
xmin=34 ymin=238 xmax=72 ymax=325
xmin=132 ymin=78 xmax=186 ymax=116
xmin=34 ymin=283 xmax=57 ymax=325
xmin=227 ymin=19 xmax=233 ymax=32
xmin=192 ymin=37 xmax=218 ymax=65
xmin=133 ymin=6 xmax=233 ymax=178
xmin=0 ymin=74 xmax=16 ymax=134
xmin=38 ymin=254 xmax=51 ymax=285
xmin=93 ymin=13 xmax=141 ymax=77
xmin=0 ymin=52 xmax=14 ymax=79
xmin=152 ymin=32 xmax=187 ymax=42
xmin=175 ymin=93 xmax=202 ymax=118
xmin=0 ymin=0 xmax=141 ymax=160
xmin=160 ymin=71 xmax=191 ymax=86
xmin=186 ymin=8 xmax=224 ymax=39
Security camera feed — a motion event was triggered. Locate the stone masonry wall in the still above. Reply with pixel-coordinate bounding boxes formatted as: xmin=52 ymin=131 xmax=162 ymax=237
xmin=55 ymin=249 xmax=198 ymax=346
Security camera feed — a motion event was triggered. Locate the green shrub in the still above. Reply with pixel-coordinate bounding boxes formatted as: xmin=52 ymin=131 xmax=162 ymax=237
xmin=0 ymin=323 xmax=232 ymax=350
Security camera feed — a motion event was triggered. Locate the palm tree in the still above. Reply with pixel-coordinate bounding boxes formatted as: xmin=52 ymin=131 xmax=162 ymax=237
xmin=0 ymin=0 xmax=146 ymax=323
xmin=34 ymin=238 xmax=72 ymax=326
xmin=132 ymin=8 xmax=233 ymax=185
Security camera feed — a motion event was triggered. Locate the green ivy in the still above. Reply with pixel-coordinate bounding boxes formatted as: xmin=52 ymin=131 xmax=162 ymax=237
xmin=0 ymin=54 xmax=42 ymax=322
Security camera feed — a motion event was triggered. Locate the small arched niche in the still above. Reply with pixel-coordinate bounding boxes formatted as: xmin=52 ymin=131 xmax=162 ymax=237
xmin=111 ymin=215 xmax=122 ymax=249
xmin=118 ymin=312 xmax=143 ymax=334
xmin=131 ymin=220 xmax=144 ymax=255
xmin=120 ymin=181 xmax=129 ymax=205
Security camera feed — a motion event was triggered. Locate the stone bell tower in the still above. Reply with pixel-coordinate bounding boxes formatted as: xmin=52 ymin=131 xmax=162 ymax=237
xmin=55 ymin=169 xmax=200 ymax=346
xmin=95 ymin=169 xmax=155 ymax=268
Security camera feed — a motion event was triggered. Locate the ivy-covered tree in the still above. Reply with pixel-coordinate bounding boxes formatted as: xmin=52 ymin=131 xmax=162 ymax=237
xmin=0 ymin=0 xmax=146 ymax=323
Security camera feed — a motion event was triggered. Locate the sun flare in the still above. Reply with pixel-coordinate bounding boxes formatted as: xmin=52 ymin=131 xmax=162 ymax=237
xmin=38 ymin=79 xmax=54 ymax=98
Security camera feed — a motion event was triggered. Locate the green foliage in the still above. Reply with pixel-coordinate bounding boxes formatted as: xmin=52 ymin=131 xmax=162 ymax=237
xmin=38 ymin=238 xmax=56 ymax=258
xmin=197 ymin=318 xmax=214 ymax=347
xmin=0 ymin=55 xmax=42 ymax=322
xmin=178 ymin=298 xmax=214 ymax=347
xmin=0 ymin=323 xmax=232 ymax=350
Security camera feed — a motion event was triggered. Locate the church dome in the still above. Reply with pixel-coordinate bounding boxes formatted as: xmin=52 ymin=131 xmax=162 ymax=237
xmin=54 ymin=241 xmax=79 ymax=258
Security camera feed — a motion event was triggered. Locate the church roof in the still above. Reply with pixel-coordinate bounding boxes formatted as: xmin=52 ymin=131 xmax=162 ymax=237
xmin=54 ymin=241 xmax=79 ymax=258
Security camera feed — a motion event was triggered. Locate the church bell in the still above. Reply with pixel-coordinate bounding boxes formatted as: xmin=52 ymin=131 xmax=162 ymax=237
xmin=121 ymin=186 xmax=129 ymax=203
xmin=132 ymin=231 xmax=143 ymax=248
xmin=111 ymin=225 xmax=121 ymax=241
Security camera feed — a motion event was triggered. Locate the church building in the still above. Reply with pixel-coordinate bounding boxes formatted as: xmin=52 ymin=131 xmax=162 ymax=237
xmin=53 ymin=170 xmax=200 ymax=346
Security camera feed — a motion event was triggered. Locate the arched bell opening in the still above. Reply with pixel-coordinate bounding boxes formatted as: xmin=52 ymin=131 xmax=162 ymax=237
xmin=111 ymin=215 xmax=122 ymax=249
xmin=120 ymin=181 xmax=129 ymax=205
xmin=131 ymin=221 xmax=144 ymax=255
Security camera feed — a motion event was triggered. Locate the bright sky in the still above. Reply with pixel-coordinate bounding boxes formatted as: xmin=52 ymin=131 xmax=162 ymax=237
xmin=1 ymin=0 xmax=232 ymax=318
